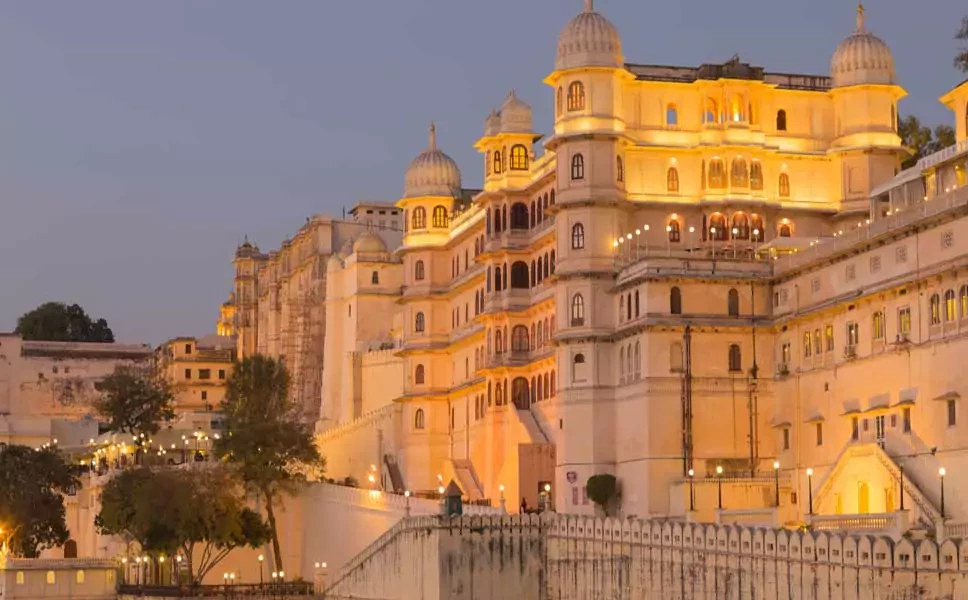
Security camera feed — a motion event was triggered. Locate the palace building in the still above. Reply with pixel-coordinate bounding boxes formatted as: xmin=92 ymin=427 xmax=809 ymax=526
xmin=232 ymin=0 xmax=968 ymax=530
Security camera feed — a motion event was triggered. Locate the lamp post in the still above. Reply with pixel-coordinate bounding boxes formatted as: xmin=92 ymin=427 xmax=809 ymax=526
xmin=666 ymin=225 xmax=672 ymax=256
xmin=716 ymin=465 xmax=724 ymax=509
xmin=710 ymin=227 xmax=717 ymax=257
xmin=773 ymin=461 xmax=780 ymax=507
xmin=271 ymin=571 xmax=278 ymax=598
xmin=687 ymin=469 xmax=695 ymax=512
xmin=731 ymin=227 xmax=739 ymax=259
xmin=258 ymin=554 xmax=264 ymax=588
xmin=405 ymin=490 xmax=412 ymax=516
xmin=688 ymin=226 xmax=696 ymax=254
xmin=498 ymin=485 xmax=506 ymax=514
xmin=899 ymin=464 xmax=905 ymax=511
xmin=939 ymin=467 xmax=947 ymax=519
xmin=175 ymin=555 xmax=182 ymax=588
xmin=806 ymin=468 xmax=814 ymax=515
xmin=120 ymin=557 xmax=127 ymax=585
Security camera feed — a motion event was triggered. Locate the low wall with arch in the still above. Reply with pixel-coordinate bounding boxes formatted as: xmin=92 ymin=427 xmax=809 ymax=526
xmin=324 ymin=514 xmax=968 ymax=599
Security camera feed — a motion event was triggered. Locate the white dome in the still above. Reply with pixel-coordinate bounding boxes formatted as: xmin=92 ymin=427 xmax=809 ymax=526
xmin=353 ymin=231 xmax=388 ymax=254
xmin=499 ymin=91 xmax=533 ymax=133
xmin=403 ymin=123 xmax=462 ymax=199
xmin=830 ymin=5 xmax=895 ymax=88
xmin=555 ymin=0 xmax=623 ymax=71
xmin=484 ymin=109 xmax=501 ymax=136
xmin=326 ymin=254 xmax=344 ymax=271
xmin=337 ymin=239 xmax=354 ymax=259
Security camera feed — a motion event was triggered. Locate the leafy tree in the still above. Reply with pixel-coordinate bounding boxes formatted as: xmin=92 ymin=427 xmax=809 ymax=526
xmin=0 ymin=445 xmax=82 ymax=557
xmin=956 ymin=17 xmax=968 ymax=73
xmin=96 ymin=467 xmax=270 ymax=584
xmin=15 ymin=302 xmax=114 ymax=342
xmin=94 ymin=365 xmax=175 ymax=440
xmin=898 ymin=116 xmax=956 ymax=169
xmin=586 ymin=474 xmax=619 ymax=517
xmin=214 ymin=355 xmax=324 ymax=572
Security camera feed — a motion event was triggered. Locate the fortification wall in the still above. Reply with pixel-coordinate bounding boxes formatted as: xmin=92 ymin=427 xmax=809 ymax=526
xmin=324 ymin=514 xmax=968 ymax=599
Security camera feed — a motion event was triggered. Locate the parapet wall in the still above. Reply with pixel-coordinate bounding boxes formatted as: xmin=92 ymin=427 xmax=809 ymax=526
xmin=324 ymin=514 xmax=968 ymax=599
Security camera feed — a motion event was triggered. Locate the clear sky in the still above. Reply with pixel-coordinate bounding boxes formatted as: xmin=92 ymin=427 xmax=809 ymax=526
xmin=0 ymin=0 xmax=963 ymax=344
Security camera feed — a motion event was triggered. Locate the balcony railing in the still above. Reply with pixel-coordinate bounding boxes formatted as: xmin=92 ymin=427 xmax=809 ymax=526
xmin=809 ymin=512 xmax=902 ymax=534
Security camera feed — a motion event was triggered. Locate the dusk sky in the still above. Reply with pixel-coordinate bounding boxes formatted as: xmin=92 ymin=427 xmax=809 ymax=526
xmin=0 ymin=0 xmax=963 ymax=344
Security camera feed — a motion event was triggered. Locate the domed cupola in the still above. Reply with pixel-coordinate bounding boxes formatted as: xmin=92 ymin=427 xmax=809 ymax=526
xmin=555 ymin=0 xmax=623 ymax=71
xmin=830 ymin=4 xmax=896 ymax=88
xmin=403 ymin=123 xmax=462 ymax=199
xmin=499 ymin=91 xmax=533 ymax=133
xmin=353 ymin=231 xmax=388 ymax=254
xmin=484 ymin=109 xmax=501 ymax=137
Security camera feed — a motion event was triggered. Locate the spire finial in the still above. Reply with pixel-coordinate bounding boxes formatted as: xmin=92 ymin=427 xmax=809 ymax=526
xmin=856 ymin=2 xmax=865 ymax=32
xmin=584 ymin=0 xmax=593 ymax=13
xmin=429 ymin=122 xmax=436 ymax=150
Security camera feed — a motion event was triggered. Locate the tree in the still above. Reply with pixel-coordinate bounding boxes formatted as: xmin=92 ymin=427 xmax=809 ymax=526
xmin=0 ymin=445 xmax=82 ymax=557
xmin=586 ymin=474 xmax=619 ymax=517
xmin=15 ymin=302 xmax=114 ymax=343
xmin=898 ymin=116 xmax=956 ymax=170
xmin=956 ymin=17 xmax=968 ymax=73
xmin=214 ymin=355 xmax=324 ymax=573
xmin=94 ymin=365 xmax=175 ymax=439
xmin=96 ymin=467 xmax=270 ymax=584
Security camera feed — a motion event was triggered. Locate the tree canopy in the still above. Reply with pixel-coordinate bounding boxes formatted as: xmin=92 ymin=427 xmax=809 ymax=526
xmin=96 ymin=467 xmax=270 ymax=584
xmin=0 ymin=445 xmax=82 ymax=557
xmin=15 ymin=302 xmax=114 ymax=343
xmin=898 ymin=115 xmax=956 ymax=170
xmin=94 ymin=365 xmax=175 ymax=438
xmin=214 ymin=355 xmax=324 ymax=572
xmin=956 ymin=17 xmax=968 ymax=73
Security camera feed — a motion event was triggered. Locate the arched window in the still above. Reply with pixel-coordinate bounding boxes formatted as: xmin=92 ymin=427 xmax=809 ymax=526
xmin=572 ymin=223 xmax=585 ymax=249
xmin=495 ymin=382 xmax=503 ymax=405
xmin=731 ymin=159 xmax=748 ymax=187
xmin=432 ymin=205 xmax=449 ymax=228
xmin=493 ymin=150 xmax=502 ymax=174
xmin=960 ymin=285 xmax=968 ymax=319
xmin=872 ymin=311 xmax=885 ymax=339
xmin=728 ymin=288 xmax=740 ymax=316
xmin=512 ymin=377 xmax=530 ymax=410
xmin=64 ymin=539 xmax=78 ymax=559
xmin=708 ymin=160 xmax=725 ymax=189
xmin=415 ymin=364 xmax=425 ymax=385
xmin=670 ymin=287 xmax=682 ymax=315
xmin=414 ymin=312 xmax=425 ymax=333
xmin=571 ymin=154 xmax=585 ymax=180
xmin=751 ymin=215 xmax=765 ymax=242
xmin=731 ymin=213 xmax=750 ymax=240
xmin=634 ymin=341 xmax=641 ymax=377
xmin=704 ymin=98 xmax=718 ymax=124
xmin=709 ymin=213 xmax=727 ymax=240
xmin=414 ymin=408 xmax=425 ymax=429
xmin=617 ymin=156 xmax=624 ymax=182
xmin=495 ymin=328 xmax=504 ymax=353
xmin=550 ymin=250 xmax=556 ymax=273
xmin=750 ymin=162 xmax=764 ymax=190
xmin=776 ymin=109 xmax=788 ymax=132
xmin=728 ymin=344 xmax=742 ymax=372
xmin=371 ymin=271 xmax=379 ymax=284
xmin=556 ymin=86 xmax=563 ymax=116
xmin=945 ymin=289 xmax=957 ymax=322
xmin=668 ymin=219 xmax=681 ymax=242
xmin=779 ymin=173 xmax=791 ymax=197
xmin=574 ymin=353 xmax=585 ymax=364
xmin=666 ymin=103 xmax=678 ymax=126
xmin=412 ymin=207 xmax=427 ymax=229
xmin=930 ymin=293 xmax=941 ymax=325
xmin=414 ymin=260 xmax=425 ymax=281
xmin=571 ymin=294 xmax=585 ymax=326
xmin=511 ymin=326 xmax=529 ymax=352
xmin=701 ymin=160 xmax=706 ymax=190
xmin=667 ymin=167 xmax=680 ymax=193
xmin=510 ymin=145 xmax=529 ymax=170
xmin=729 ymin=95 xmax=745 ymax=122
xmin=501 ymin=146 xmax=507 ymax=172
xmin=670 ymin=342 xmax=684 ymax=372
xmin=778 ymin=221 xmax=793 ymax=237
xmin=510 ymin=262 xmax=529 ymax=288
xmin=634 ymin=290 xmax=640 ymax=317
xmin=619 ymin=347 xmax=625 ymax=378
xmin=567 ymin=81 xmax=585 ymax=111
xmin=537 ymin=321 xmax=544 ymax=347
xmin=510 ymin=203 xmax=529 ymax=229
xmin=627 ymin=293 xmax=632 ymax=321
xmin=494 ymin=265 xmax=503 ymax=292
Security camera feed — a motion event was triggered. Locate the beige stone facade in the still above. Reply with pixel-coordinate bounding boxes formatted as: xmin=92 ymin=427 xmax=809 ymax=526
xmin=155 ymin=335 xmax=235 ymax=412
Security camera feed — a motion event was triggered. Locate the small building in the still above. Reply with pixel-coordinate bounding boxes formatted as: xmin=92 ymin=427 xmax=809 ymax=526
xmin=0 ymin=557 xmax=117 ymax=600
xmin=156 ymin=335 xmax=236 ymax=412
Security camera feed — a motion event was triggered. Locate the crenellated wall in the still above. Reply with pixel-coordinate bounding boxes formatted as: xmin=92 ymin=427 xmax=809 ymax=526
xmin=324 ymin=514 xmax=968 ymax=599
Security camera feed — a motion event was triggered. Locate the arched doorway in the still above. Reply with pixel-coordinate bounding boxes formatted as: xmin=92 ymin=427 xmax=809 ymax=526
xmin=64 ymin=539 xmax=78 ymax=559
xmin=857 ymin=481 xmax=870 ymax=514
xmin=511 ymin=377 xmax=530 ymax=410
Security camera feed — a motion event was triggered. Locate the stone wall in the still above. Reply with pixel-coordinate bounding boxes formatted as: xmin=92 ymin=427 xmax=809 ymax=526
xmin=324 ymin=514 xmax=968 ymax=599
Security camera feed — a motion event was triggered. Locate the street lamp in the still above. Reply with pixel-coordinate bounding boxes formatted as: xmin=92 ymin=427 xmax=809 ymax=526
xmin=773 ymin=461 xmax=780 ymax=507
xmin=939 ymin=467 xmax=947 ymax=519
xmin=716 ymin=465 xmax=724 ymax=509
xmin=687 ymin=469 xmax=695 ymax=512
xmin=806 ymin=468 xmax=814 ymax=515
xmin=258 ymin=554 xmax=264 ymax=587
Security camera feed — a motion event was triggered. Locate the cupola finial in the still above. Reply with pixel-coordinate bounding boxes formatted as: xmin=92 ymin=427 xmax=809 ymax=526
xmin=584 ymin=0 xmax=593 ymax=13
xmin=429 ymin=122 xmax=436 ymax=150
xmin=856 ymin=2 xmax=865 ymax=32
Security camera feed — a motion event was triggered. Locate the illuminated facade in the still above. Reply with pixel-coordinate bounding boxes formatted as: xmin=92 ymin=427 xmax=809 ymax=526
xmin=155 ymin=335 xmax=236 ymax=412
xmin=284 ymin=2 xmax=968 ymax=534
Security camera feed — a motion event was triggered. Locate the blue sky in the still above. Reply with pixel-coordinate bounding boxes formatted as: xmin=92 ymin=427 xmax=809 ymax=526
xmin=0 ymin=0 xmax=962 ymax=344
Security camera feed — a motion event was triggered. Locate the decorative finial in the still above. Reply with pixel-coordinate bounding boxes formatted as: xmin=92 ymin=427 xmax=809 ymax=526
xmin=584 ymin=0 xmax=593 ymax=13
xmin=429 ymin=122 xmax=436 ymax=150
xmin=856 ymin=2 xmax=865 ymax=32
